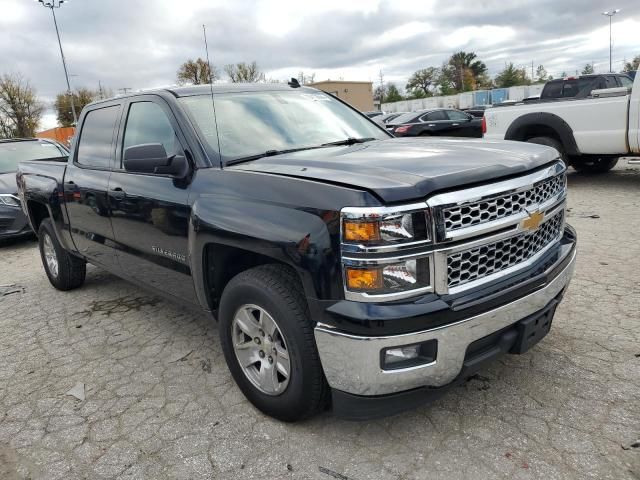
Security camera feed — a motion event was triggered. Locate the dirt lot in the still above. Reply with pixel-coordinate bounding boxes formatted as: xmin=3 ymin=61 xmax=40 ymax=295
xmin=1 ymin=161 xmax=639 ymax=480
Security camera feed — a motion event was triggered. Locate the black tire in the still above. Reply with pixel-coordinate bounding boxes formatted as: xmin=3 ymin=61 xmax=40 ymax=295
xmin=526 ymin=136 xmax=567 ymax=162
xmin=38 ymin=219 xmax=86 ymax=291
xmin=572 ymin=157 xmax=618 ymax=174
xmin=219 ymin=264 xmax=328 ymax=422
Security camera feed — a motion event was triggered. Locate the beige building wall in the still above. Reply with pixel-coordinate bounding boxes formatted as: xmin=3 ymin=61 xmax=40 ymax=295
xmin=307 ymin=81 xmax=374 ymax=112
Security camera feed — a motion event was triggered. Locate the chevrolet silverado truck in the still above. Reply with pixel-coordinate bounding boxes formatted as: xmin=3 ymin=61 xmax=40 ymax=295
xmin=17 ymin=83 xmax=577 ymax=421
xmin=484 ymin=70 xmax=640 ymax=173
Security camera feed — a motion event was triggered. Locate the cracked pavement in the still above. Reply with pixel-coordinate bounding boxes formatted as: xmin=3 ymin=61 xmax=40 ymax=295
xmin=1 ymin=161 xmax=639 ymax=479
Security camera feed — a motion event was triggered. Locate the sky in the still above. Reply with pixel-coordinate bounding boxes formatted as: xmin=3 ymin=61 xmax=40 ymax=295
xmin=2 ymin=0 xmax=639 ymax=129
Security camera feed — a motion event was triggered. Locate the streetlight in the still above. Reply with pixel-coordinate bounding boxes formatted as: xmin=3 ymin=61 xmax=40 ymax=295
xmin=37 ymin=0 xmax=77 ymax=125
xmin=602 ymin=9 xmax=621 ymax=73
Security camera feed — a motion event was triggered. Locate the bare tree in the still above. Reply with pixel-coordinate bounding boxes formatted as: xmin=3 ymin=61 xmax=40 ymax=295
xmin=224 ymin=61 xmax=265 ymax=83
xmin=0 ymin=74 xmax=44 ymax=138
xmin=177 ymin=58 xmax=218 ymax=85
xmin=406 ymin=67 xmax=439 ymax=97
xmin=54 ymin=88 xmax=97 ymax=127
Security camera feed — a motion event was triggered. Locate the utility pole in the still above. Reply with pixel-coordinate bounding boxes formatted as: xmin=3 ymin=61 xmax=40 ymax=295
xmin=531 ymin=61 xmax=534 ymax=82
xmin=378 ymin=70 xmax=384 ymax=108
xmin=98 ymin=80 xmax=104 ymax=100
xmin=118 ymin=87 xmax=132 ymax=95
xmin=602 ymin=9 xmax=620 ymax=73
xmin=37 ymin=0 xmax=77 ymax=125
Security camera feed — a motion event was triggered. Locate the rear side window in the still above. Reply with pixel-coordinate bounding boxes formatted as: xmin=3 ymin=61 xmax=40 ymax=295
xmin=620 ymin=76 xmax=633 ymax=89
xmin=446 ymin=110 xmax=470 ymax=121
xmin=76 ymin=106 xmax=119 ymax=168
xmin=421 ymin=111 xmax=447 ymax=121
xmin=542 ymin=81 xmax=562 ymax=98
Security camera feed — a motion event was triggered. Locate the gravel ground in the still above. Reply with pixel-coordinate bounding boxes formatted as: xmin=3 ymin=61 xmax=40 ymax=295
xmin=1 ymin=161 xmax=639 ymax=480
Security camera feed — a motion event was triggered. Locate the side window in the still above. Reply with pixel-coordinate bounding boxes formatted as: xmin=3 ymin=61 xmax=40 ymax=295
xmin=76 ymin=105 xmax=119 ymax=168
xmin=122 ymin=102 xmax=181 ymax=165
xmin=446 ymin=110 xmax=470 ymax=121
xmin=620 ymin=76 xmax=634 ymax=89
xmin=422 ymin=111 xmax=447 ymax=121
xmin=605 ymin=76 xmax=618 ymax=88
xmin=542 ymin=81 xmax=562 ymax=98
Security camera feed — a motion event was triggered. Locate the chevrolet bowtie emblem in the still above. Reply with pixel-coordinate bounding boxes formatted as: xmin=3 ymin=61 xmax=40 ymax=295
xmin=521 ymin=210 xmax=544 ymax=231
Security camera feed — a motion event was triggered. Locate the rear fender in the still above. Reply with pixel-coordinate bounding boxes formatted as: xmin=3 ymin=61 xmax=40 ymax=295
xmin=505 ymin=112 xmax=580 ymax=156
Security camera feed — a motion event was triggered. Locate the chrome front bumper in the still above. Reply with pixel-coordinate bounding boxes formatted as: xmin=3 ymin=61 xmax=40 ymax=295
xmin=314 ymin=248 xmax=576 ymax=396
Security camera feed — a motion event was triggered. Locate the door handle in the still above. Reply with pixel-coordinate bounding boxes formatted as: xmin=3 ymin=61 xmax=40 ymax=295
xmin=110 ymin=187 xmax=126 ymax=200
xmin=452 ymin=123 xmax=460 ymax=126
xmin=428 ymin=124 xmax=436 ymax=127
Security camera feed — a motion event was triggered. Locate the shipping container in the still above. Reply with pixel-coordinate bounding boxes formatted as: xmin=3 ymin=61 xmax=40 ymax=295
xmin=458 ymin=92 xmax=474 ymax=110
xmin=473 ymin=90 xmax=490 ymax=106
xmin=489 ymin=88 xmax=508 ymax=105
xmin=422 ymin=97 xmax=441 ymax=109
xmin=408 ymin=98 xmax=424 ymax=111
xmin=527 ymin=84 xmax=544 ymax=97
xmin=36 ymin=127 xmax=75 ymax=146
xmin=440 ymin=95 xmax=459 ymax=109
xmin=507 ymin=86 xmax=527 ymax=102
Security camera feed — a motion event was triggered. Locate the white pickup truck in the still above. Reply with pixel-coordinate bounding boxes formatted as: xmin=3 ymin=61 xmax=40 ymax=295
xmin=484 ymin=72 xmax=640 ymax=173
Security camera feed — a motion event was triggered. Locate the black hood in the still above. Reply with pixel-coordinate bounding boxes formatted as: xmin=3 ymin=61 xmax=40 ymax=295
xmin=0 ymin=172 xmax=17 ymax=194
xmin=228 ymin=138 xmax=560 ymax=203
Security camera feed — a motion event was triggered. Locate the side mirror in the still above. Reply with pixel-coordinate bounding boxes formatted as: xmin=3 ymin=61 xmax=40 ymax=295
xmin=123 ymin=143 xmax=189 ymax=178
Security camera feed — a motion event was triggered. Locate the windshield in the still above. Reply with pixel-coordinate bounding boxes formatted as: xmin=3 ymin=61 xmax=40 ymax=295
xmin=0 ymin=141 xmax=67 ymax=173
xmin=179 ymin=90 xmax=389 ymax=163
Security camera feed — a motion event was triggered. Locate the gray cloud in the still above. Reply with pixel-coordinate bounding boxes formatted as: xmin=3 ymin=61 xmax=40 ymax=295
xmin=2 ymin=0 xmax=639 ymax=126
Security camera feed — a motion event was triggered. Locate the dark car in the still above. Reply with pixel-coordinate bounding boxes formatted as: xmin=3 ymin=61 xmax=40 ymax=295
xmin=373 ymin=112 xmax=408 ymax=126
xmin=540 ymin=73 xmax=633 ymax=100
xmin=387 ymin=108 xmax=483 ymax=137
xmin=17 ymin=83 xmax=576 ymax=421
xmin=0 ymin=138 xmax=68 ymax=239
xmin=465 ymin=105 xmax=489 ymax=118
xmin=363 ymin=111 xmax=384 ymax=118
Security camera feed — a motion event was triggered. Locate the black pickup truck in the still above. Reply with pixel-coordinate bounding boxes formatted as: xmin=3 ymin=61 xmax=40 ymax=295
xmin=17 ymin=83 xmax=577 ymax=421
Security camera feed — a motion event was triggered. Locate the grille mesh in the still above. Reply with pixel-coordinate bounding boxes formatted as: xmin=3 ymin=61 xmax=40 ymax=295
xmin=447 ymin=211 xmax=564 ymax=288
xmin=443 ymin=173 xmax=565 ymax=232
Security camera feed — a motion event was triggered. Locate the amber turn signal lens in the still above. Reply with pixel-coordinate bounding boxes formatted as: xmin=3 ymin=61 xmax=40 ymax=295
xmin=345 ymin=267 xmax=383 ymax=291
xmin=343 ymin=220 xmax=381 ymax=242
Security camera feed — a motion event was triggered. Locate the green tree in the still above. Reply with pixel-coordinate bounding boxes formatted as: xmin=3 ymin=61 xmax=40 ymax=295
xmin=623 ymin=55 xmax=640 ymax=72
xmin=177 ymin=58 xmax=218 ymax=85
xmin=54 ymin=88 xmax=97 ymax=127
xmin=436 ymin=62 xmax=456 ymax=95
xmin=405 ymin=67 xmax=439 ymax=97
xmin=535 ymin=65 xmax=548 ymax=82
xmin=0 ymin=74 xmax=44 ymax=137
xmin=582 ymin=63 xmax=594 ymax=75
xmin=385 ymin=83 xmax=403 ymax=102
xmin=448 ymin=51 xmax=488 ymax=92
xmin=224 ymin=61 xmax=265 ymax=83
xmin=494 ymin=63 xmax=528 ymax=88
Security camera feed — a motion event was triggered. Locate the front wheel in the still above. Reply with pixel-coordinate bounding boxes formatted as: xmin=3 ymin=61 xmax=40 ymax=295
xmin=526 ymin=136 xmax=567 ymax=163
xmin=572 ymin=157 xmax=618 ymax=174
xmin=219 ymin=265 xmax=328 ymax=422
xmin=38 ymin=219 xmax=86 ymax=290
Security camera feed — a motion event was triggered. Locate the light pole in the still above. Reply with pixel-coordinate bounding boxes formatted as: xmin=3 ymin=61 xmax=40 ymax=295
xmin=602 ymin=9 xmax=620 ymax=73
xmin=37 ymin=0 xmax=77 ymax=125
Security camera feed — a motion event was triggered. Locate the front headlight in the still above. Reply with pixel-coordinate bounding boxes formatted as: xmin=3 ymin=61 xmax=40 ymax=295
xmin=0 ymin=194 xmax=20 ymax=208
xmin=341 ymin=203 xmax=433 ymax=302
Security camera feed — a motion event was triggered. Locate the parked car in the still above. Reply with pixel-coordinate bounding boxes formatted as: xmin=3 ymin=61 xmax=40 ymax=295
xmin=484 ymin=70 xmax=640 ymax=173
xmin=465 ymin=105 xmax=489 ymax=118
xmin=540 ymin=73 xmax=633 ymax=100
xmin=373 ymin=112 xmax=409 ymax=127
xmin=387 ymin=108 xmax=483 ymax=137
xmin=18 ymin=83 xmax=576 ymax=421
xmin=0 ymin=138 xmax=68 ymax=240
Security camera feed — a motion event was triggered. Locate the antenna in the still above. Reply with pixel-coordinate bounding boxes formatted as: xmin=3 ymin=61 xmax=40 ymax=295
xmin=202 ymin=24 xmax=222 ymax=168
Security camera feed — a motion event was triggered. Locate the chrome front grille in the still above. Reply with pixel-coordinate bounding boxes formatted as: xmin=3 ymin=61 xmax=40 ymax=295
xmin=447 ymin=211 xmax=564 ymax=289
xmin=443 ymin=173 xmax=565 ymax=233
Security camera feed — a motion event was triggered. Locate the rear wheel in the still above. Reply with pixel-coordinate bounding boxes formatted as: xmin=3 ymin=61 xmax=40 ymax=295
xmin=219 ymin=264 xmax=328 ymax=422
xmin=38 ymin=219 xmax=86 ymax=291
xmin=572 ymin=157 xmax=618 ymax=174
xmin=526 ymin=136 xmax=567 ymax=162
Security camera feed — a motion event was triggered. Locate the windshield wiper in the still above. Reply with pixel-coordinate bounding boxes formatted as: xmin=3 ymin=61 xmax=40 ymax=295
xmin=225 ymin=138 xmax=376 ymax=166
xmin=226 ymin=146 xmax=323 ymax=166
xmin=321 ymin=137 xmax=376 ymax=147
